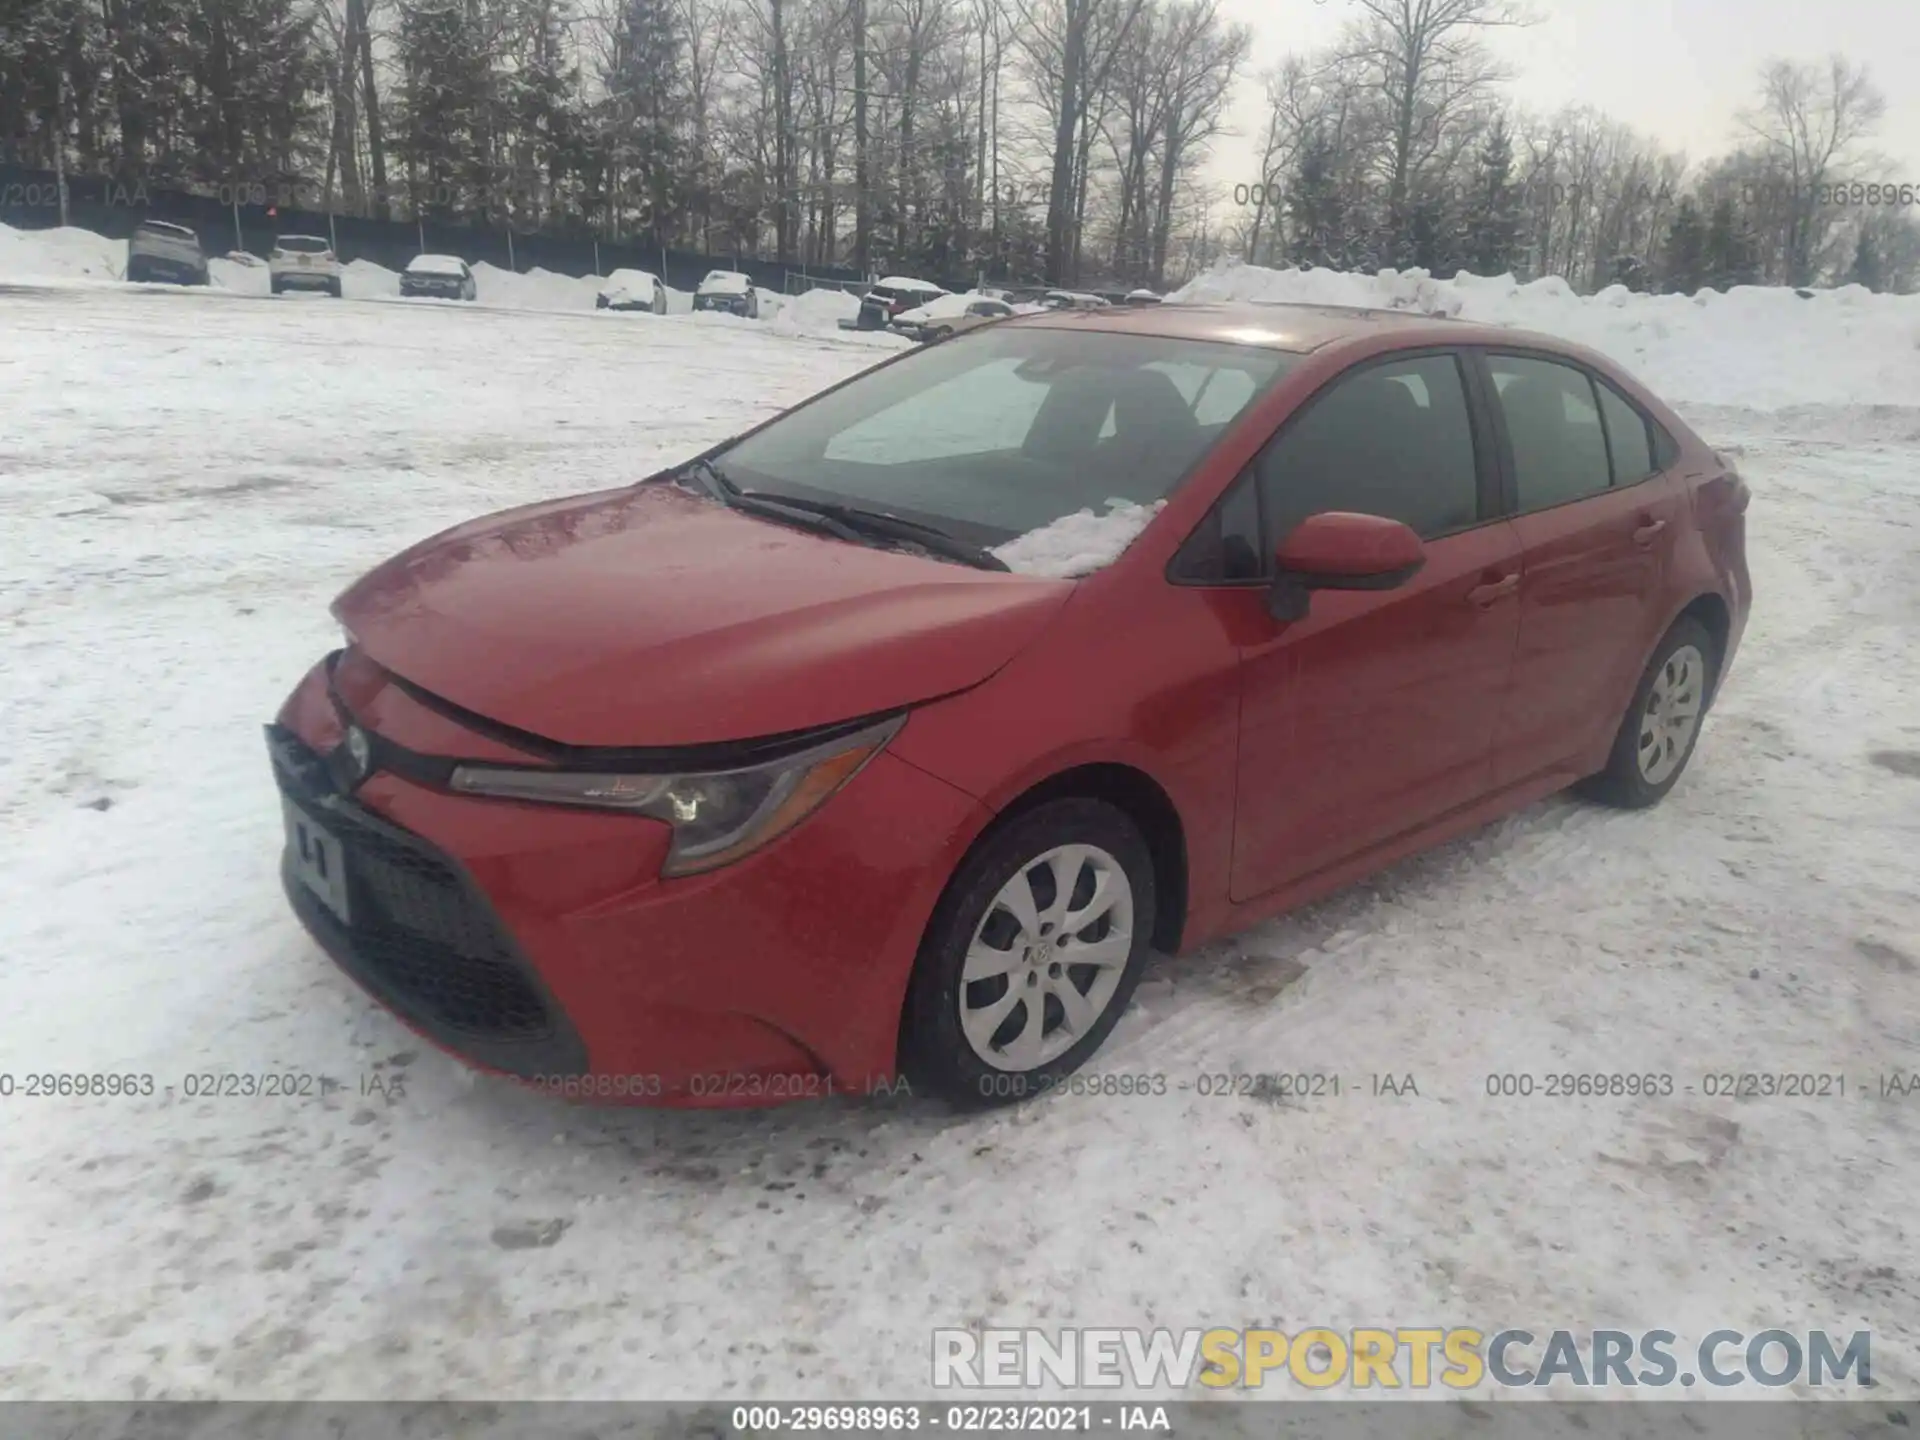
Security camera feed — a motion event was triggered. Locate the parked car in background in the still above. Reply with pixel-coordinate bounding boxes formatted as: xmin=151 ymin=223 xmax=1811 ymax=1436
xmin=270 ymin=235 xmax=343 ymax=297
xmin=125 ymin=219 xmax=209 ymax=286
xmin=1124 ymin=289 xmax=1164 ymax=306
xmin=399 ymin=254 xmax=478 ymax=301
xmin=693 ymin=270 xmax=760 ymax=318
xmin=1039 ymin=290 xmax=1112 ymax=310
xmin=597 ymin=269 xmax=669 ymax=314
xmin=892 ymin=292 xmax=1016 ymax=342
xmin=854 ymin=276 xmax=949 ymax=330
xmin=266 ymin=302 xmax=1750 ymax=1111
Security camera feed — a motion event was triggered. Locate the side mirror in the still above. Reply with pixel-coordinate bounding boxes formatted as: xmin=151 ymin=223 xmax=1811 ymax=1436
xmin=1267 ymin=512 xmax=1426 ymax=622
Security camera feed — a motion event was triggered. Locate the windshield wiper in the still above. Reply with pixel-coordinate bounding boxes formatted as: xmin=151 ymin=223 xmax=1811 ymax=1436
xmin=674 ymin=459 xmax=872 ymax=544
xmin=738 ymin=491 xmax=1012 ymax=572
xmin=674 ymin=460 xmax=1010 ymax=572
xmin=675 ymin=455 xmax=741 ymax=502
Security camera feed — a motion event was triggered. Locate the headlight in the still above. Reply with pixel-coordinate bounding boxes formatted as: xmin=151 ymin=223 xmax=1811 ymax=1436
xmin=448 ymin=714 xmax=904 ymax=877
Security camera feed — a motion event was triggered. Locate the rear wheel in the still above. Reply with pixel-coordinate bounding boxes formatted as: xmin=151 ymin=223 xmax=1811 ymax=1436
xmin=1579 ymin=616 xmax=1717 ymax=809
xmin=327 ymin=278 xmax=343 ymax=299
xmin=900 ymin=799 xmax=1157 ymax=1109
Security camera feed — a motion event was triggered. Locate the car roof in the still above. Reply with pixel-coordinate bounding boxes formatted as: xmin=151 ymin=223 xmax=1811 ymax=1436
xmin=1008 ymin=300 xmax=1548 ymax=354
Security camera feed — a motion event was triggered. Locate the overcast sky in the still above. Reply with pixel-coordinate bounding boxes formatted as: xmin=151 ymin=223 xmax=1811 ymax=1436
xmin=1202 ymin=0 xmax=1920 ymax=188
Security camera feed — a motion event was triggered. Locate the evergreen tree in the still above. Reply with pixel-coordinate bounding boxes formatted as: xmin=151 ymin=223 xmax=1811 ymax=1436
xmin=1285 ymin=124 xmax=1348 ymax=269
xmin=1605 ymin=253 xmax=1650 ymax=291
xmin=1404 ymin=182 xmax=1461 ymax=276
xmin=1845 ymin=226 xmax=1884 ymax=290
xmin=182 ymin=0 xmax=326 ymax=188
xmin=595 ymin=0 xmax=682 ymax=240
xmin=392 ymin=0 xmax=498 ymax=222
xmin=1462 ymin=117 xmax=1522 ymax=277
xmin=1701 ymin=197 xmax=1759 ymax=290
xmin=1659 ymin=197 xmax=1706 ymax=294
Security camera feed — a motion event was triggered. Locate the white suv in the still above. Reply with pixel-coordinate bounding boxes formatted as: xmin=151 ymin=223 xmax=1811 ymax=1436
xmin=269 ymin=235 xmax=343 ymax=297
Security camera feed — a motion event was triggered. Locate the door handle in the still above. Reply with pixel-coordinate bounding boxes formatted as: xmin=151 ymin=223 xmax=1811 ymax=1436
xmin=1467 ymin=574 xmax=1520 ymax=607
xmin=1633 ymin=518 xmax=1668 ymax=546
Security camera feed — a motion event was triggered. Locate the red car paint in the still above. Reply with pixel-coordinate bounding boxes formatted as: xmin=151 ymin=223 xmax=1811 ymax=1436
xmin=271 ymin=303 xmax=1749 ymax=1107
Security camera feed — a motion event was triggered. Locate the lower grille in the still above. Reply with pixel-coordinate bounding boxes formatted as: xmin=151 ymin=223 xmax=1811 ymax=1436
xmin=267 ymin=724 xmax=587 ymax=1077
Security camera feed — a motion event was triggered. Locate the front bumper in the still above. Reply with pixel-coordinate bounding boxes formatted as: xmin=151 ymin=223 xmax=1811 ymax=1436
xmin=274 ymin=270 xmax=340 ymax=290
xmin=402 ymin=281 xmax=466 ymax=299
xmin=693 ymin=295 xmax=751 ymax=314
xmin=270 ymin=655 xmax=987 ymax=1106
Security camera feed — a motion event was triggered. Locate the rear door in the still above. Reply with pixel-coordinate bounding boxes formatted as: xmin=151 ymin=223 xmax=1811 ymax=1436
xmin=1472 ymin=350 xmax=1685 ymax=787
xmin=1207 ymin=350 xmax=1525 ymax=901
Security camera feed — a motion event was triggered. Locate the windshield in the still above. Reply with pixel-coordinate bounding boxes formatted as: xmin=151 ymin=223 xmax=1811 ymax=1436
xmin=713 ymin=327 xmax=1299 ymax=545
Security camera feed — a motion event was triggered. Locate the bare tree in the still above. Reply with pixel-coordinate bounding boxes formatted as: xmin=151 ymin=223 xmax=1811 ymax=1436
xmin=1738 ymin=54 xmax=1885 ymax=285
xmin=1338 ymin=0 xmax=1526 ymax=260
xmin=1013 ymin=0 xmax=1149 ymax=282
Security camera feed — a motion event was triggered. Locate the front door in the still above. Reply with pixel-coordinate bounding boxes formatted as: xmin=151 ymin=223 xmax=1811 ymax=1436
xmin=1227 ymin=351 xmax=1524 ymax=902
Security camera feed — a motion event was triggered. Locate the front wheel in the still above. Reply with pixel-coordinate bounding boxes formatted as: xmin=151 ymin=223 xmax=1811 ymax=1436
xmin=900 ymin=799 xmax=1157 ymax=1109
xmin=1579 ymin=616 xmax=1717 ymax=809
xmin=327 ymin=278 xmax=343 ymax=298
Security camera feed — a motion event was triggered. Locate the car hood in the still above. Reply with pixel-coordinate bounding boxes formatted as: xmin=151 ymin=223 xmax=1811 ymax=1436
xmin=333 ymin=483 xmax=1076 ymax=748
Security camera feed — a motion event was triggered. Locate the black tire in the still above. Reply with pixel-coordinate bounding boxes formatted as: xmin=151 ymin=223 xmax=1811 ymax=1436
xmin=270 ymin=278 xmax=284 ymax=295
xmin=1578 ymin=616 xmax=1718 ymax=809
xmin=900 ymin=798 xmax=1158 ymax=1109
xmin=327 ymin=278 xmax=343 ymax=298
xmin=126 ymin=258 xmax=146 ymax=283
xmin=928 ymin=326 xmax=953 ymax=342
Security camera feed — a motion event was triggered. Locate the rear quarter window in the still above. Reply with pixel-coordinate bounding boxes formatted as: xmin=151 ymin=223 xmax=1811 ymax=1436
xmin=1596 ymin=380 xmax=1655 ymax=484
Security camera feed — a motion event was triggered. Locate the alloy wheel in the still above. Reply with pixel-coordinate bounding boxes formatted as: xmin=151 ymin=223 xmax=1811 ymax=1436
xmin=959 ymin=843 xmax=1135 ymax=1071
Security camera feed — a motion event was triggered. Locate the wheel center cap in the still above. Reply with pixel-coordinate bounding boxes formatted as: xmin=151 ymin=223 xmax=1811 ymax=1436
xmin=1031 ymin=940 xmax=1054 ymax=966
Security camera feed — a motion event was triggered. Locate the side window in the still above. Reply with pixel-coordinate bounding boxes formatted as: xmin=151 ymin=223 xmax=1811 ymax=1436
xmin=1257 ymin=353 xmax=1481 ymax=543
xmin=1169 ymin=470 xmax=1263 ymax=583
xmin=1596 ymin=380 xmax=1654 ymax=484
xmin=1651 ymin=420 xmax=1680 ymax=470
xmin=1488 ymin=355 xmax=1613 ymax=511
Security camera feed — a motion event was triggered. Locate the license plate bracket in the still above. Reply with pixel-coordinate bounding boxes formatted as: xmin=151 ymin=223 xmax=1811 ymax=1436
xmin=283 ymin=798 xmax=351 ymax=923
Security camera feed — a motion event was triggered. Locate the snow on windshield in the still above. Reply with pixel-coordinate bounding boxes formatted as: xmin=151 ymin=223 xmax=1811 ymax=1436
xmin=407 ymin=254 xmax=466 ymax=275
xmin=701 ymin=272 xmax=752 ymax=294
xmin=991 ymin=498 xmax=1166 ymax=578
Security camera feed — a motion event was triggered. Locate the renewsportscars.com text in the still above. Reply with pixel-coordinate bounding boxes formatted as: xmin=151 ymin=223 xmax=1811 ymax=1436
xmin=932 ymin=1327 xmax=1873 ymax=1391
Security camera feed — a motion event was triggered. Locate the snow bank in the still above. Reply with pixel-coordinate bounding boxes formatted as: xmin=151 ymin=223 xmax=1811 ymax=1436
xmin=994 ymin=499 xmax=1167 ymax=577
xmin=1171 ymin=260 xmax=1920 ymax=411
xmin=766 ymin=285 xmax=861 ymax=334
xmin=0 ymin=222 xmax=123 ymax=281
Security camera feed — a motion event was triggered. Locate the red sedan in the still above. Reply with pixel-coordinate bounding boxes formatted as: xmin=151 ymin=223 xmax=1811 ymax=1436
xmin=268 ymin=302 xmax=1751 ymax=1108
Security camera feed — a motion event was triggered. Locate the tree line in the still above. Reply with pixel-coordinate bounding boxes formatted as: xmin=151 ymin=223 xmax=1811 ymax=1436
xmin=2 ymin=0 xmax=1915 ymax=292
xmin=1234 ymin=0 xmax=1918 ymax=294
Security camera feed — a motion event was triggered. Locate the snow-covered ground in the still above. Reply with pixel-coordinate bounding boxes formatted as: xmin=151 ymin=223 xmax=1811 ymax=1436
xmin=1 ymin=241 xmax=1918 ymax=1403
